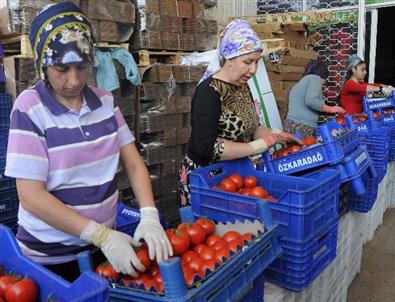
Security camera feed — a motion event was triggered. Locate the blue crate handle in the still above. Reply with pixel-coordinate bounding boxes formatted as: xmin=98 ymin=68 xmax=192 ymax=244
xmin=316 ymin=115 xmax=355 ymax=143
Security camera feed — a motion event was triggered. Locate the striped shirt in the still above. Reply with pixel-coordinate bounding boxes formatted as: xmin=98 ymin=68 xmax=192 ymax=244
xmin=5 ymin=80 xmax=134 ymax=264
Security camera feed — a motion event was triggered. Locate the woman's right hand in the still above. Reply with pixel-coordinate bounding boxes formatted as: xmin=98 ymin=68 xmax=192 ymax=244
xmin=249 ymin=131 xmax=302 ymax=155
xmin=322 ymin=104 xmax=346 ymax=114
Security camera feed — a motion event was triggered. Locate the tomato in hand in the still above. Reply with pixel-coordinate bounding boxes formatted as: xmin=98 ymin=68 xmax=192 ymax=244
xmin=136 ymin=248 xmax=151 ymax=271
xmin=166 ymin=228 xmax=190 ymax=256
xmin=5 ymin=278 xmax=38 ymax=302
xmin=228 ymin=173 xmax=243 ymax=189
xmin=95 ymin=262 xmax=119 ymax=281
xmin=220 ymin=178 xmax=237 ymax=192
xmin=243 ymin=176 xmax=258 ymax=188
xmin=249 ymin=186 xmax=268 ymax=199
xmin=222 ymin=231 xmax=241 ymax=243
xmin=195 ymin=218 xmax=216 ymax=236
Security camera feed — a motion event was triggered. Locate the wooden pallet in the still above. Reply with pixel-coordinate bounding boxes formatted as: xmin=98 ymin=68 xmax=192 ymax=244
xmin=95 ymin=42 xmax=129 ymax=50
xmin=0 ymin=34 xmax=33 ymax=57
xmin=136 ymin=50 xmax=195 ymax=66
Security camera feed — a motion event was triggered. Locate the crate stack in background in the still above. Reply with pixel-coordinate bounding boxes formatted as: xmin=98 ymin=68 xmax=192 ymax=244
xmin=252 ymin=23 xmax=319 ymax=124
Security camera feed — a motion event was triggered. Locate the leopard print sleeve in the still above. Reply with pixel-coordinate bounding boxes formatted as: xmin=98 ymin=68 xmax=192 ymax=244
xmin=211 ymin=137 xmax=225 ymax=161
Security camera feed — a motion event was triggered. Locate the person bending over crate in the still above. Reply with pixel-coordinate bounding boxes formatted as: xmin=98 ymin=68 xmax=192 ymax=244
xmin=178 ymin=19 xmax=301 ymax=206
xmin=4 ymin=2 xmax=172 ymax=282
xmin=340 ymin=54 xmax=394 ymax=114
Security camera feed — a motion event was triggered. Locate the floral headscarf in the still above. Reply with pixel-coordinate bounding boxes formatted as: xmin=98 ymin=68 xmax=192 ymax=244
xmin=200 ymin=19 xmax=263 ymax=83
xmin=343 ymin=54 xmax=364 ymax=83
xmin=29 ymin=2 xmax=95 ymax=80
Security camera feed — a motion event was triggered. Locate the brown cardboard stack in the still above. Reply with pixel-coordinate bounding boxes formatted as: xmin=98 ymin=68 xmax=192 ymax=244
xmin=252 ymin=23 xmax=318 ymax=122
xmin=132 ymin=0 xmax=218 ymax=51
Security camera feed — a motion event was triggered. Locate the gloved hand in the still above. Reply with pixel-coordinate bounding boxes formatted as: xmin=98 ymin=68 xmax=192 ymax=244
xmin=133 ymin=207 xmax=173 ymax=263
xmin=382 ymin=86 xmax=393 ymax=97
xmin=322 ymin=104 xmax=346 ymax=114
xmin=80 ymin=220 xmax=144 ymax=277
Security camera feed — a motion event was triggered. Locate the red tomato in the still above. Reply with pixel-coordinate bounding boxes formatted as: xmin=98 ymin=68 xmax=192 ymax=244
xmin=133 ymin=273 xmax=150 ymax=288
xmin=5 ymin=279 xmax=38 ymax=302
xmin=220 ymin=178 xmax=237 ymax=192
xmin=290 ymin=145 xmax=302 ymax=152
xmin=147 ymin=265 xmax=160 ymax=278
xmin=136 ymin=248 xmax=151 ymax=271
xmin=241 ymin=232 xmax=255 ymax=244
xmin=243 ymin=176 xmax=258 ymax=188
xmin=188 ymin=257 xmax=203 ymax=272
xmin=0 ymin=297 xmax=4 ymax=302
xmin=119 ymin=275 xmax=134 ymax=287
xmin=143 ymin=278 xmax=160 ymax=292
xmin=182 ymin=266 xmax=201 ymax=286
xmin=95 ymin=262 xmax=119 ymax=281
xmin=212 ymin=239 xmax=228 ymax=251
xmin=177 ymin=222 xmax=206 ymax=246
xmin=200 ymin=246 xmax=216 ymax=261
xmin=303 ymin=136 xmax=317 ymax=146
xmin=198 ymin=259 xmax=218 ymax=277
xmin=222 ymin=231 xmax=241 ymax=243
xmin=0 ymin=276 xmax=20 ymax=298
xmin=227 ymin=238 xmax=243 ymax=254
xmin=250 ymin=186 xmax=268 ymax=199
xmin=215 ymin=247 xmax=230 ymax=264
xmin=193 ymin=243 xmax=207 ymax=254
xmin=211 ymin=185 xmax=222 ymax=190
xmin=205 ymin=234 xmax=221 ymax=247
xmin=166 ymin=228 xmax=190 ymax=256
xmin=181 ymin=250 xmax=200 ymax=266
xmin=238 ymin=187 xmax=252 ymax=196
xmin=152 ymin=272 xmax=162 ymax=284
xmin=195 ymin=218 xmax=216 ymax=236
xmin=228 ymin=173 xmax=243 ymax=189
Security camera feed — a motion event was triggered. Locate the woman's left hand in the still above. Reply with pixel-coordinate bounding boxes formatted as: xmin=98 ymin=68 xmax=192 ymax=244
xmin=271 ymin=129 xmax=303 ymax=146
xmin=133 ymin=207 xmax=173 ymax=262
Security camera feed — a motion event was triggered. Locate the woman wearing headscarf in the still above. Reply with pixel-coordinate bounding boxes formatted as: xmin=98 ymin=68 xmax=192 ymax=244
xmin=178 ymin=19 xmax=301 ymax=206
xmin=5 ymin=2 xmax=172 ymax=281
xmin=284 ymin=59 xmax=345 ymax=137
xmin=340 ymin=54 xmax=393 ymax=114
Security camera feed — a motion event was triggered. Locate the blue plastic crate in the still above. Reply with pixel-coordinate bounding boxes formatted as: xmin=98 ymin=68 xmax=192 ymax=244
xmin=264 ymin=223 xmax=337 ymax=292
xmin=0 ymin=224 xmax=109 ymax=302
xmin=363 ymin=94 xmax=395 ymax=112
xmin=190 ymin=158 xmax=340 ymax=242
xmin=347 ymin=173 xmax=380 ymax=213
xmin=334 ymin=145 xmax=376 ymax=195
xmin=0 ymin=93 xmax=12 ymax=126
xmin=352 ymin=111 xmax=382 ymax=134
xmin=0 ymin=188 xmax=18 ymax=222
xmin=78 ymin=201 xmax=281 ymax=302
xmin=239 ymin=273 xmax=264 ymax=302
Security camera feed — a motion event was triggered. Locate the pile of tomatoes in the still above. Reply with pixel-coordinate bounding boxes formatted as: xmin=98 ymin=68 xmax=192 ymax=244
xmin=95 ymin=218 xmax=256 ymax=293
xmin=271 ymin=136 xmax=317 ymax=159
xmin=212 ymin=173 xmax=277 ymax=201
xmin=352 ymin=114 xmax=368 ymax=124
xmin=0 ymin=267 xmax=38 ymax=302
xmin=382 ymin=108 xmax=395 ymax=115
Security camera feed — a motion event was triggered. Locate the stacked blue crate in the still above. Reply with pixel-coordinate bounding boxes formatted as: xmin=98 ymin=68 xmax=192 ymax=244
xmin=0 ymin=92 xmax=18 ymax=232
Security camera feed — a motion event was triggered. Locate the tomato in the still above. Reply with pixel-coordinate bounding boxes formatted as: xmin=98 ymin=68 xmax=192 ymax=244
xmin=0 ymin=297 xmax=4 ymax=302
xmin=249 ymin=186 xmax=268 ymax=199
xmin=212 ymin=239 xmax=228 ymax=251
xmin=199 ymin=246 xmax=216 ymax=261
xmin=0 ymin=267 xmax=4 ymax=277
xmin=222 ymin=231 xmax=241 ymax=243
xmin=182 ymin=266 xmax=201 ymax=286
xmin=5 ymin=278 xmax=38 ymax=302
xmin=181 ymin=250 xmax=200 ymax=266
xmin=241 ymin=233 xmax=255 ymax=244
xmin=238 ymin=187 xmax=251 ymax=196
xmin=177 ymin=222 xmax=206 ymax=246
xmin=136 ymin=248 xmax=151 ymax=271
xmin=198 ymin=259 xmax=218 ymax=277
xmin=143 ymin=278 xmax=160 ymax=292
xmin=0 ymin=275 xmax=21 ymax=297
xmin=211 ymin=185 xmax=222 ymax=190
xmin=166 ymin=228 xmax=190 ymax=256
xmin=95 ymin=262 xmax=119 ymax=281
xmin=195 ymin=218 xmax=216 ymax=236
xmin=147 ymin=265 xmax=160 ymax=277
xmin=290 ymin=145 xmax=302 ymax=152
xmin=193 ymin=243 xmax=207 ymax=254
xmin=227 ymin=238 xmax=243 ymax=254
xmin=243 ymin=176 xmax=258 ymax=188
xmin=219 ymin=178 xmax=237 ymax=192
xmin=119 ymin=275 xmax=134 ymax=287
xmin=152 ymin=271 xmax=162 ymax=284
xmin=205 ymin=234 xmax=221 ymax=247
xmin=303 ymin=136 xmax=316 ymax=146
xmin=188 ymin=257 xmax=203 ymax=272
xmin=215 ymin=247 xmax=230 ymax=264
xmin=228 ymin=173 xmax=243 ymax=189
xmin=133 ymin=273 xmax=150 ymax=288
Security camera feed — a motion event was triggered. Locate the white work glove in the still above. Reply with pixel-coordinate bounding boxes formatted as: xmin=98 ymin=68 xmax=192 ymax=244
xmin=322 ymin=104 xmax=346 ymax=114
xmin=80 ymin=220 xmax=144 ymax=277
xmin=133 ymin=207 xmax=173 ymax=263
xmin=382 ymin=86 xmax=393 ymax=97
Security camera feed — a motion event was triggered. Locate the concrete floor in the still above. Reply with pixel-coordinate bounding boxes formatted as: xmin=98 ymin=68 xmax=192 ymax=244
xmin=347 ymin=208 xmax=395 ymax=302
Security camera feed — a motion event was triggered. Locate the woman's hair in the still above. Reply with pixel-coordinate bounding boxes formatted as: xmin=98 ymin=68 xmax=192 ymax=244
xmin=303 ymin=60 xmax=329 ymax=79
xmin=344 ymin=54 xmax=365 ymax=82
